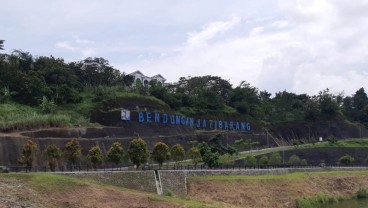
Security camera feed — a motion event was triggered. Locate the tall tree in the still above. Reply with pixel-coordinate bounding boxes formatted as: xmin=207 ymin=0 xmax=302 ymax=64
xmin=152 ymin=142 xmax=170 ymax=167
xmin=128 ymin=138 xmax=149 ymax=168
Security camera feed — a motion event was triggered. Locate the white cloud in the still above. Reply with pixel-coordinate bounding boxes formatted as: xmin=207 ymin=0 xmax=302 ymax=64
xmin=2 ymin=0 xmax=368 ymax=96
xmin=55 ymin=37 xmax=95 ymax=58
xmin=124 ymin=0 xmax=368 ymax=96
xmin=55 ymin=41 xmax=76 ymax=51
xmin=186 ymin=15 xmax=241 ymax=46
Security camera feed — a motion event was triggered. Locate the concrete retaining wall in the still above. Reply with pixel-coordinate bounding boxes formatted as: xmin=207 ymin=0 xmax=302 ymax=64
xmin=61 ymin=171 xmax=157 ymax=193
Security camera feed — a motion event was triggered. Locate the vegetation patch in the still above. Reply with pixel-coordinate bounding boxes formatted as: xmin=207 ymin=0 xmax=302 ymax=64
xmin=296 ymin=193 xmax=339 ymax=208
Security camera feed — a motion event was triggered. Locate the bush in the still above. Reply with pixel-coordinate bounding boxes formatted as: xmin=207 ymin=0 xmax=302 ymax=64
xmin=269 ymin=152 xmax=282 ymax=165
xmin=165 ymin=189 xmax=174 ymax=197
xmin=106 ymin=142 xmax=124 ymax=165
xmin=288 ymin=155 xmax=301 ymax=165
xmin=152 ymin=142 xmax=170 ymax=166
xmin=300 ymin=159 xmax=308 ymax=166
xmin=219 ymin=153 xmax=235 ymax=165
xmin=259 ymin=155 xmax=269 ymax=165
xmin=171 ymin=144 xmax=185 ymax=165
xmin=339 ymin=155 xmax=355 ymax=164
xmin=245 ymin=155 xmax=257 ymax=166
xmin=296 ymin=193 xmax=338 ymax=208
xmin=87 ymin=145 xmax=104 ymax=168
xmin=128 ymin=138 xmax=149 ymax=168
xmin=187 ymin=147 xmax=202 ymax=166
xmin=355 ymin=186 xmax=368 ymax=199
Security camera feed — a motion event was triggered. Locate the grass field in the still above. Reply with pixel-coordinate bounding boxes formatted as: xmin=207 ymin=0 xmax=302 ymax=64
xmin=0 ymin=173 xmax=224 ymax=208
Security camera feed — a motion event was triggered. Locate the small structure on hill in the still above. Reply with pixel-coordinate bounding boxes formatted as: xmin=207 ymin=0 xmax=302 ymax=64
xmin=129 ymin=70 xmax=166 ymax=88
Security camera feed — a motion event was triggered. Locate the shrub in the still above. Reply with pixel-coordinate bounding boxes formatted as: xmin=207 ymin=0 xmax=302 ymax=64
xmin=128 ymin=138 xmax=149 ymax=168
xmin=296 ymin=193 xmax=338 ymax=208
xmin=269 ymin=152 xmax=282 ymax=165
xmin=300 ymin=159 xmax=308 ymax=166
xmin=219 ymin=153 xmax=235 ymax=165
xmin=152 ymin=142 xmax=170 ymax=166
xmin=339 ymin=154 xmax=355 ymax=164
xmin=355 ymin=186 xmax=368 ymax=199
xmin=64 ymin=139 xmax=82 ymax=166
xmin=245 ymin=155 xmax=257 ymax=166
xmin=187 ymin=147 xmax=202 ymax=166
xmin=44 ymin=144 xmax=61 ymax=171
xmin=288 ymin=155 xmax=301 ymax=165
xmin=18 ymin=140 xmax=38 ymax=170
xmin=259 ymin=155 xmax=269 ymax=165
xmin=39 ymin=96 xmax=56 ymax=114
xmin=87 ymin=145 xmax=104 ymax=169
xmin=165 ymin=189 xmax=174 ymax=197
xmin=171 ymin=144 xmax=185 ymax=165
xmin=106 ymin=142 xmax=124 ymax=165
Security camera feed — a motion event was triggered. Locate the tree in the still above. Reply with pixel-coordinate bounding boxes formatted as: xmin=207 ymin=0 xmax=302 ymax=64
xmin=18 ymin=140 xmax=38 ymax=170
xmin=106 ymin=142 xmax=124 ymax=165
xmin=269 ymin=152 xmax=282 ymax=165
xmin=128 ymin=138 xmax=149 ymax=168
xmin=64 ymin=139 xmax=82 ymax=167
xmin=188 ymin=147 xmax=202 ymax=166
xmin=122 ymin=74 xmax=135 ymax=87
xmin=152 ymin=142 xmax=170 ymax=167
xmin=39 ymin=96 xmax=56 ymax=114
xmin=87 ymin=145 xmax=104 ymax=169
xmin=171 ymin=144 xmax=185 ymax=165
xmin=318 ymin=89 xmax=340 ymax=118
xmin=44 ymin=144 xmax=61 ymax=171
xmin=198 ymin=142 xmax=220 ymax=168
xmin=0 ymin=40 xmax=4 ymax=50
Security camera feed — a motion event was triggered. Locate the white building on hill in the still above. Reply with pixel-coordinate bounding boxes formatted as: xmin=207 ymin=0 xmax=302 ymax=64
xmin=128 ymin=70 xmax=166 ymax=87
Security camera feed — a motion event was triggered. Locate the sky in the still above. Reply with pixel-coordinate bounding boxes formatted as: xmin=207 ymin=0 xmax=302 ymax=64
xmin=1 ymin=0 xmax=368 ymax=96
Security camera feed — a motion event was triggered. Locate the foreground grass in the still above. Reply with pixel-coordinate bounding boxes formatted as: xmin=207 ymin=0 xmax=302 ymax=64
xmin=0 ymin=173 xmax=219 ymax=208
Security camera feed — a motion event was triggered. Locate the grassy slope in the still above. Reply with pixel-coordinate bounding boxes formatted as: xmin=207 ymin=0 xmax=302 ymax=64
xmin=0 ymin=91 xmax=171 ymax=132
xmin=0 ymin=173 xmax=223 ymax=208
xmin=188 ymin=171 xmax=368 ymax=208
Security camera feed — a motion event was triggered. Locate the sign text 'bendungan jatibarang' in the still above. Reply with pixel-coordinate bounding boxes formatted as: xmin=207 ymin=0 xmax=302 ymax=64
xmin=138 ymin=111 xmax=251 ymax=131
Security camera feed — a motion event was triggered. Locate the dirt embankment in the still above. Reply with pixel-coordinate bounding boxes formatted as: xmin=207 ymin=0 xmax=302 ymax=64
xmin=187 ymin=172 xmax=368 ymax=208
xmin=0 ymin=174 xmax=184 ymax=208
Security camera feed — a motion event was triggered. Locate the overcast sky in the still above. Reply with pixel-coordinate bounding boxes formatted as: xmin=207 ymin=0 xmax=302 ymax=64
xmin=1 ymin=0 xmax=368 ymax=96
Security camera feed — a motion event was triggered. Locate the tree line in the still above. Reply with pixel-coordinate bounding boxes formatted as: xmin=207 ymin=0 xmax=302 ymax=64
xmin=1 ymin=48 xmax=368 ymax=127
xmin=18 ymin=138 xmax=192 ymax=171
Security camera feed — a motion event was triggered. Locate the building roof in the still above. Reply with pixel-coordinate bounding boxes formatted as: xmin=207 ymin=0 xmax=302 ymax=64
xmin=129 ymin=71 xmax=166 ymax=81
xmin=151 ymin=74 xmax=167 ymax=81
xmin=129 ymin=70 xmax=145 ymax=76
